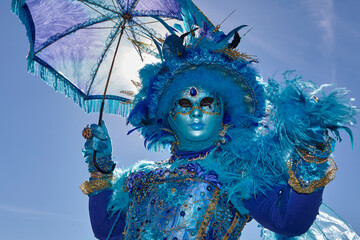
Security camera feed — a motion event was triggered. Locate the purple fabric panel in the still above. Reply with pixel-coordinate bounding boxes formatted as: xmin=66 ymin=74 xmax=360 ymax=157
xmin=35 ymin=19 xmax=116 ymax=93
xmin=132 ymin=0 xmax=181 ymax=19
xmin=244 ymin=184 xmax=324 ymax=237
xmin=26 ymin=0 xmax=90 ymax=51
xmin=89 ymin=190 xmax=126 ymax=239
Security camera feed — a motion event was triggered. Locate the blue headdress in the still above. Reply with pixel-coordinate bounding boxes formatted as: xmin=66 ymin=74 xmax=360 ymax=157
xmin=128 ymin=23 xmax=267 ymax=151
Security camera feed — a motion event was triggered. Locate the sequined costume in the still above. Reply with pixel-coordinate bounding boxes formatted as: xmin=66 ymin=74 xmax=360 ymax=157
xmin=86 ymin=152 xmax=325 ymax=239
xmin=80 ymin=9 xmax=358 ymax=240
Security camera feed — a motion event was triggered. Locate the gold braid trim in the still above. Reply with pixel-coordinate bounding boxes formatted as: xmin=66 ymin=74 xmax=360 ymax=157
xmin=287 ymin=157 xmax=338 ymax=194
xmin=79 ymin=178 xmax=113 ymax=195
xmin=297 ymin=148 xmax=329 ymax=164
xmin=90 ymin=172 xmax=114 ymax=179
xmin=237 ymin=214 xmax=250 ymax=237
xmin=196 ymin=188 xmax=220 ymax=240
xmin=296 ymin=136 xmax=333 ymax=164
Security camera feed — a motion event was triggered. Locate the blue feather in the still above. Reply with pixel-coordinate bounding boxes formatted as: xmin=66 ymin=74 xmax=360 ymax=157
xmin=267 ymin=71 xmax=358 ymax=151
xmin=150 ymin=15 xmax=176 ymax=35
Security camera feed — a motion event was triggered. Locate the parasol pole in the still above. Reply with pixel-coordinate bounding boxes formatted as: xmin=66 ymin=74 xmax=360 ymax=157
xmin=93 ymin=20 xmax=127 ymax=174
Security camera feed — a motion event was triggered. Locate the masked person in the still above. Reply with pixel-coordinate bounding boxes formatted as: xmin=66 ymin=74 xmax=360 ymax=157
xmin=80 ymin=26 xmax=358 ymax=240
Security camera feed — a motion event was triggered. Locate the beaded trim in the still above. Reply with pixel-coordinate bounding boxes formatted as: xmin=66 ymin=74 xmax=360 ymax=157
xmin=287 ymin=157 xmax=337 ymax=194
xmin=196 ymin=188 xmax=220 ymax=239
xmin=79 ymin=178 xmax=113 ymax=195
xmin=223 ymin=212 xmax=240 ymax=240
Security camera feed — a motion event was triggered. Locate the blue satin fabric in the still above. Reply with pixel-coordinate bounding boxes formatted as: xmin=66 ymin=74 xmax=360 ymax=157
xmin=260 ymin=203 xmax=360 ymax=240
xmin=244 ymin=184 xmax=323 ymax=237
xmin=89 ymin=191 xmax=126 ymax=239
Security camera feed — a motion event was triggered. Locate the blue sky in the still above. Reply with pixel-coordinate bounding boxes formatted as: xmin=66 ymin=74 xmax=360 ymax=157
xmin=1 ymin=0 xmax=359 ymax=239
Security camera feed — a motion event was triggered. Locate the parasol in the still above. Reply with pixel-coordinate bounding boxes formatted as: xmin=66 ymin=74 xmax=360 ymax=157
xmin=12 ymin=0 xmax=213 ymax=172
xmin=11 ymin=0 xmax=213 ymax=116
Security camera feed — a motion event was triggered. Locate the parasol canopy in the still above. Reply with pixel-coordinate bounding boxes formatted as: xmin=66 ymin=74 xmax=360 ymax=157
xmin=12 ymin=0 xmax=213 ymax=117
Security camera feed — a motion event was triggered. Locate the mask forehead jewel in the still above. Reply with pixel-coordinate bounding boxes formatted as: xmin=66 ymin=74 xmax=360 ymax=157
xmin=190 ymin=87 xmax=197 ymax=97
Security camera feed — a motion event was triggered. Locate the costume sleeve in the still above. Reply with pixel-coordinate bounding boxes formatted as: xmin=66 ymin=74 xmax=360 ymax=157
xmin=89 ymin=191 xmax=126 ymax=240
xmin=247 ymin=75 xmax=357 ymax=237
xmin=80 ymin=175 xmax=127 ymax=239
xmin=244 ymin=183 xmax=323 ymax=237
xmin=266 ymin=75 xmax=357 ymax=193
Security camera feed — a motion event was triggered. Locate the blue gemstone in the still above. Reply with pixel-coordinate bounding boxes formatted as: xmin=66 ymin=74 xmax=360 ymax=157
xmin=190 ymin=87 xmax=197 ymax=96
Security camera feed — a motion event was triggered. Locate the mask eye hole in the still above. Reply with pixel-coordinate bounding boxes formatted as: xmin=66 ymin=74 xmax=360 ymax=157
xmin=178 ymin=98 xmax=192 ymax=108
xmin=200 ymin=97 xmax=214 ymax=107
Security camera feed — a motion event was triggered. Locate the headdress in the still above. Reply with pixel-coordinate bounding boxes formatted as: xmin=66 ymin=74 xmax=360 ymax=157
xmin=127 ymin=20 xmax=267 ymax=150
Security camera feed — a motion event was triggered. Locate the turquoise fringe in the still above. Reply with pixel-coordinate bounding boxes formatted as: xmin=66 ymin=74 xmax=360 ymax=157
xmin=11 ymin=0 xmax=133 ymax=117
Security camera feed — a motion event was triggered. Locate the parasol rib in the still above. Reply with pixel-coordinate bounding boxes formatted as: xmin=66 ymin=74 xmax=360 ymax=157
xmin=92 ymin=21 xmax=127 ymax=174
xmin=134 ymin=18 xmax=173 ymax=26
xmin=130 ymin=19 xmax=159 ymax=40
xmin=35 ymin=17 xmax=118 ymax=55
xmin=78 ymin=0 xmax=120 ymax=15
xmin=83 ymin=27 xmax=118 ymax=29
xmin=99 ymin=23 xmax=126 ymax=122
xmin=85 ymin=23 xmax=122 ymax=99
xmin=129 ymin=0 xmax=141 ymax=14
xmin=114 ymin=0 xmax=127 ymax=15
xmin=126 ymin=25 xmax=144 ymax=61
xmin=124 ymin=29 xmax=144 ymax=61
xmin=111 ymin=0 xmax=122 ymax=15
xmin=79 ymin=0 xmax=118 ymax=24
xmin=125 ymin=27 xmax=153 ymax=40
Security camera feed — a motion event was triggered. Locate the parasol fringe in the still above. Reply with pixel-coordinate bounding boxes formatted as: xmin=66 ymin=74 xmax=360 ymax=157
xmin=11 ymin=0 xmax=26 ymax=16
xmin=11 ymin=0 xmax=132 ymax=117
xmin=29 ymin=58 xmax=133 ymax=117
xmin=87 ymin=98 xmax=133 ymax=116
xmin=11 ymin=0 xmax=34 ymax=64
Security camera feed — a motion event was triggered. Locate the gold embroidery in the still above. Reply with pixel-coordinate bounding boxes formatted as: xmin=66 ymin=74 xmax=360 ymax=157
xmin=223 ymin=212 xmax=239 ymax=240
xmin=217 ymin=124 xmax=231 ymax=144
xmin=161 ymin=128 xmax=180 ymax=158
xmin=296 ymin=148 xmax=329 ymax=164
xmin=172 ymin=106 xmax=221 ymax=120
xmin=186 ymin=152 xmax=211 ymax=162
xmin=196 ymin=188 xmax=220 ymax=240
xmin=90 ymin=172 xmax=113 ymax=179
xmin=296 ymin=136 xmax=333 ymax=164
xmin=287 ymin=157 xmax=337 ymax=194
xmin=79 ymin=178 xmax=113 ymax=195
xmin=238 ymin=214 xmax=250 ymax=234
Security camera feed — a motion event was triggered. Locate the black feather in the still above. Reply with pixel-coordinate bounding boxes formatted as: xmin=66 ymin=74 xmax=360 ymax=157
xmin=228 ymin=31 xmax=241 ymax=49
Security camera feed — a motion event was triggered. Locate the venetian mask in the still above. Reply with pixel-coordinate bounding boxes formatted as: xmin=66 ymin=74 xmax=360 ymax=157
xmin=167 ymin=86 xmax=223 ymax=150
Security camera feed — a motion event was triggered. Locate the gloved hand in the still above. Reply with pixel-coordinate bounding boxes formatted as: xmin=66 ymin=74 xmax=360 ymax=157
xmin=82 ymin=120 xmax=115 ymax=173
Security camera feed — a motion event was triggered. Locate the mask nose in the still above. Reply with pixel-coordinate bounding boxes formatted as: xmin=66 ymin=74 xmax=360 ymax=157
xmin=190 ymin=108 xmax=203 ymax=119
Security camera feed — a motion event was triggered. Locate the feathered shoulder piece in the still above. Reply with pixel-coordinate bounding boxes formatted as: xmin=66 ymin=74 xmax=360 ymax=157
xmin=266 ymin=71 xmax=357 ymax=150
xmin=265 ymin=71 xmax=358 ymax=193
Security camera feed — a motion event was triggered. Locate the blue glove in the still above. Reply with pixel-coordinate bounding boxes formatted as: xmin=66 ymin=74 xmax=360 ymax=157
xmin=82 ymin=120 xmax=114 ymax=173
